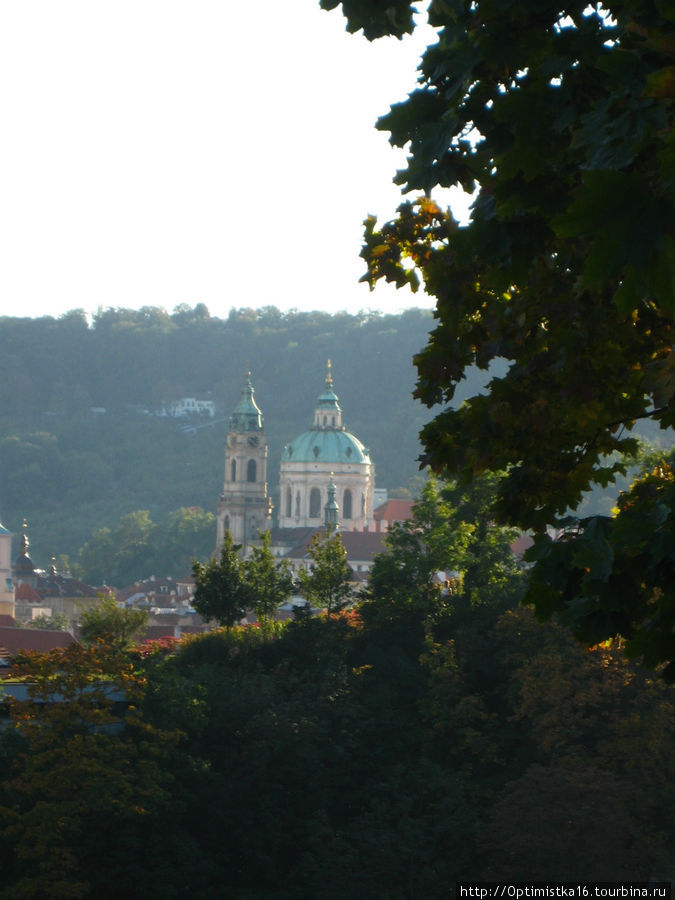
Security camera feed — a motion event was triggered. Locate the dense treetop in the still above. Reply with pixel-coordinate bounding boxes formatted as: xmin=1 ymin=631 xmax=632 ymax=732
xmin=326 ymin=0 xmax=674 ymax=672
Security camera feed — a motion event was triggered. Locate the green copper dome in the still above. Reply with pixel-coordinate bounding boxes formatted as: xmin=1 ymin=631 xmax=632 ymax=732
xmin=282 ymin=429 xmax=371 ymax=464
xmin=282 ymin=362 xmax=371 ymax=464
xmin=229 ymin=372 xmax=263 ymax=432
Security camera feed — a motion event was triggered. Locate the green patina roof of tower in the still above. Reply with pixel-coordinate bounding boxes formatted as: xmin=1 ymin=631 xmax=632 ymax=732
xmin=316 ymin=360 xmax=341 ymax=410
xmin=229 ymin=372 xmax=263 ymax=432
xmin=282 ymin=429 xmax=371 ymax=464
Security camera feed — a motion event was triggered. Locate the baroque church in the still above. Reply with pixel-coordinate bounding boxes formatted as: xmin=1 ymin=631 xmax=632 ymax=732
xmin=215 ymin=364 xmax=398 ymax=572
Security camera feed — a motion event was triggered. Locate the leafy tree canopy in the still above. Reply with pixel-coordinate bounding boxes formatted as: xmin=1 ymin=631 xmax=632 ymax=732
xmin=79 ymin=596 xmax=148 ymax=649
xmin=244 ymin=530 xmax=294 ymax=627
xmin=362 ymin=472 xmax=525 ymax=626
xmin=191 ymin=532 xmax=248 ymax=627
xmin=296 ymin=527 xmax=354 ymax=615
xmin=326 ymin=0 xmax=674 ymax=672
xmin=77 ymin=506 xmax=215 ymax=587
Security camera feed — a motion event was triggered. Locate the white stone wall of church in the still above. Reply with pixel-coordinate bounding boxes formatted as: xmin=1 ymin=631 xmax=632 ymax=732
xmin=278 ymin=461 xmax=374 ymax=530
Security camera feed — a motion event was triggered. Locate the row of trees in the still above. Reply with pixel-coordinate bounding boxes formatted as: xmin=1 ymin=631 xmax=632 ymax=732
xmin=76 ymin=506 xmax=215 ymax=587
xmin=191 ymin=527 xmax=353 ymax=627
xmin=1 ymin=470 xmax=672 ymax=896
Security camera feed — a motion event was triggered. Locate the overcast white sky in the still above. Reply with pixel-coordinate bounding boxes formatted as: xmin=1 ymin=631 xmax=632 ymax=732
xmin=0 ymin=1 xmax=470 ymax=321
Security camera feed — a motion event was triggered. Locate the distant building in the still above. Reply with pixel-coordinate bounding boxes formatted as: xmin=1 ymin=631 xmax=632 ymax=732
xmin=373 ymin=498 xmax=415 ymax=532
xmin=160 ymin=396 xmax=215 ymax=418
xmin=115 ymin=574 xmax=195 ymax=610
xmin=11 ymin=524 xmax=103 ymax=625
xmin=0 ymin=624 xmax=78 ymax=667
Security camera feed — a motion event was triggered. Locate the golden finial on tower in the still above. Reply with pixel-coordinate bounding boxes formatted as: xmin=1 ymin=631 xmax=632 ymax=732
xmin=326 ymin=359 xmax=333 ymax=388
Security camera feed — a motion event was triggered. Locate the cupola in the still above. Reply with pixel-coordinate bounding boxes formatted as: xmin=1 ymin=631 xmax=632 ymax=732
xmin=313 ymin=360 xmax=342 ymax=430
xmin=229 ymin=371 xmax=264 ymax=432
xmin=324 ymin=475 xmax=340 ymax=529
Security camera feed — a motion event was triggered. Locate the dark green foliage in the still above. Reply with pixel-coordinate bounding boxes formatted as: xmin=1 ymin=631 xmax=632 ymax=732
xmin=244 ymin=529 xmax=294 ymax=626
xmin=362 ymin=472 xmax=525 ymax=626
xmin=25 ymin=612 xmax=70 ymax=630
xmin=77 ymin=506 xmax=215 ymax=587
xmin=191 ymin=532 xmax=248 ymax=627
xmin=296 ymin=526 xmax=354 ymax=614
xmin=330 ymin=0 xmax=674 ymax=670
xmin=1 ymin=473 xmax=674 ymax=895
xmin=525 ymin=454 xmax=675 ymax=679
xmin=79 ymin=595 xmax=148 ymax=648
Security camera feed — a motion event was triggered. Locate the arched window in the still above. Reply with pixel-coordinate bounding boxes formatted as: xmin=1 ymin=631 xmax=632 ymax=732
xmin=224 ymin=515 xmax=230 ymax=531
xmin=231 ymin=459 xmax=236 ymax=481
xmin=343 ymin=489 xmax=352 ymax=520
xmin=295 ymin=492 xmax=300 ymax=518
xmin=286 ymin=487 xmax=292 ymax=518
xmin=323 ymin=415 xmax=327 ymax=426
xmin=309 ymin=487 xmax=321 ymax=518
xmin=247 ymin=459 xmax=256 ymax=482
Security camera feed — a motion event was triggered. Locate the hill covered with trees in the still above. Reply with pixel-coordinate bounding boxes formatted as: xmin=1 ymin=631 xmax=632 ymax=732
xmin=0 ymin=305 xmax=448 ymax=572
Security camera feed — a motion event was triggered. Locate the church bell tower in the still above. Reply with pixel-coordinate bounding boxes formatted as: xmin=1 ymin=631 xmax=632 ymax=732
xmin=216 ymin=372 xmax=272 ymax=554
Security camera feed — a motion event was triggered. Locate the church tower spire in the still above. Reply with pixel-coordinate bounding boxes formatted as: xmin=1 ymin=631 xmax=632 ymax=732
xmin=216 ymin=372 xmax=272 ymax=555
xmin=313 ymin=360 xmax=342 ymax=430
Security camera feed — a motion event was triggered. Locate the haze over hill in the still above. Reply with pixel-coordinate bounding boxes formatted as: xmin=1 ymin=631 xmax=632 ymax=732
xmin=0 ymin=305 xmax=445 ymax=568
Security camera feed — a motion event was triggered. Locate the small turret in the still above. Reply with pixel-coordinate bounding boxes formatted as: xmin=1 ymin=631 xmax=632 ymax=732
xmin=13 ymin=520 xmax=36 ymax=583
xmin=313 ymin=360 xmax=343 ymax=430
xmin=324 ymin=475 xmax=340 ymax=529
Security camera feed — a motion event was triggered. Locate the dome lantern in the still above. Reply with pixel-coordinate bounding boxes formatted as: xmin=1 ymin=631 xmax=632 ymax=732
xmin=313 ymin=360 xmax=342 ymax=430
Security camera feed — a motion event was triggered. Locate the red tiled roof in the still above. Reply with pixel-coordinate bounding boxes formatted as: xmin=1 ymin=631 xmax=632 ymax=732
xmin=339 ymin=531 xmax=387 ymax=561
xmin=0 ymin=626 xmax=78 ymax=654
xmin=15 ymin=582 xmax=43 ymax=603
xmin=270 ymin=527 xmax=318 ymax=545
xmin=144 ymin=625 xmax=176 ymax=640
xmin=283 ymin=529 xmax=386 ymax=563
xmin=373 ymin=499 xmax=415 ymax=522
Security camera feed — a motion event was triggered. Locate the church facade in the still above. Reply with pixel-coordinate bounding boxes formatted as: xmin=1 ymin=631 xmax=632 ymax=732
xmin=278 ymin=361 xmax=375 ymax=531
xmin=216 ymin=363 xmax=376 ymax=555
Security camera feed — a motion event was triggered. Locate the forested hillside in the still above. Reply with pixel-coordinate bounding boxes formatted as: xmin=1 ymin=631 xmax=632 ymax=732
xmin=0 ymin=305 xmax=446 ymax=569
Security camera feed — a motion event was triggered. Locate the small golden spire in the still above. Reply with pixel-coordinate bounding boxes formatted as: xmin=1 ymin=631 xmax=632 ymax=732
xmin=326 ymin=359 xmax=333 ymax=388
